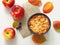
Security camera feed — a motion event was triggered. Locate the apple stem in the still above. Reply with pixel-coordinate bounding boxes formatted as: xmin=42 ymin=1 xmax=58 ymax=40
xmin=7 ymin=32 xmax=9 ymax=34
xmin=6 ymin=0 xmax=9 ymax=2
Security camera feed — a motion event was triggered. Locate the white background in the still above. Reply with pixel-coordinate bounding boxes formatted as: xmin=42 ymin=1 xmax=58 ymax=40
xmin=0 ymin=0 xmax=60 ymax=45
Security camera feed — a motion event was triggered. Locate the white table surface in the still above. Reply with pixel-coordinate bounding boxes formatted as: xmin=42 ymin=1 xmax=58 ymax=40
xmin=0 ymin=0 xmax=60 ymax=45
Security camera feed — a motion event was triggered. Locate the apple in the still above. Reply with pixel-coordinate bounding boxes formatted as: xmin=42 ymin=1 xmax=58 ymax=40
xmin=11 ymin=5 xmax=24 ymax=20
xmin=2 ymin=0 xmax=15 ymax=8
xmin=28 ymin=0 xmax=41 ymax=6
xmin=32 ymin=35 xmax=46 ymax=44
xmin=3 ymin=28 xmax=15 ymax=40
xmin=53 ymin=21 xmax=60 ymax=32
xmin=43 ymin=2 xmax=54 ymax=13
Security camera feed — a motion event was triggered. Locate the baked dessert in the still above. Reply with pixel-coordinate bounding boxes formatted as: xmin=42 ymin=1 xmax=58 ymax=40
xmin=28 ymin=13 xmax=50 ymax=35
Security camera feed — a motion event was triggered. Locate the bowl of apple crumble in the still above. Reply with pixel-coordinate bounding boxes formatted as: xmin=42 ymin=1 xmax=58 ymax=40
xmin=28 ymin=13 xmax=51 ymax=35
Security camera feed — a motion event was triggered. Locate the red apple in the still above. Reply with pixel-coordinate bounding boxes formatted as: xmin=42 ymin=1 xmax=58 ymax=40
xmin=53 ymin=21 xmax=60 ymax=32
xmin=3 ymin=28 xmax=15 ymax=40
xmin=2 ymin=0 xmax=15 ymax=8
xmin=11 ymin=5 xmax=24 ymax=20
